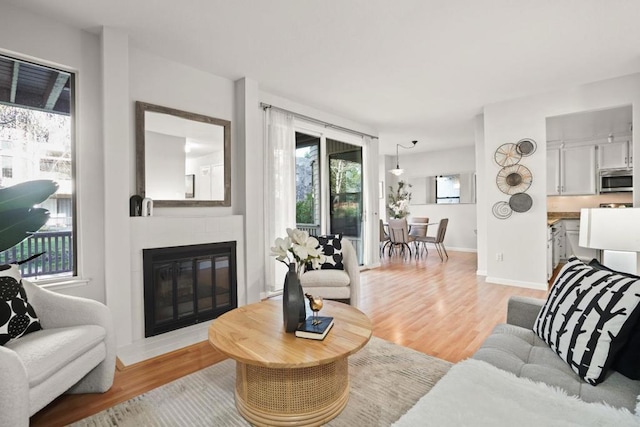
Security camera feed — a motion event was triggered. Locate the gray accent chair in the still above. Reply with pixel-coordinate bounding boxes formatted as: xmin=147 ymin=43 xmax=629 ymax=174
xmin=473 ymin=296 xmax=640 ymax=411
xmin=0 ymin=280 xmax=116 ymax=426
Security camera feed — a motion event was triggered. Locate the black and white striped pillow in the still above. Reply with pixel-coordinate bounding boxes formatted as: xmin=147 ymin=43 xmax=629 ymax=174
xmin=533 ymin=257 xmax=640 ymax=385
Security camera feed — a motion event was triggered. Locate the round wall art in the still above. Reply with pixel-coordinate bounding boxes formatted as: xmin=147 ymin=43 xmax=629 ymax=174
xmin=492 ymin=138 xmax=536 ymax=220
xmin=496 ymin=164 xmax=533 ymax=195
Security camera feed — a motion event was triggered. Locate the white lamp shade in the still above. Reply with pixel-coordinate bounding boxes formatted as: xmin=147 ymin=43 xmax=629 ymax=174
xmin=389 ymin=168 xmax=404 ymax=176
xmin=579 ymin=208 xmax=640 ymax=251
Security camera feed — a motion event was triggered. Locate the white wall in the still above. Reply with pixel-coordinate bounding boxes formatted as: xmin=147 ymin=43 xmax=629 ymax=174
xmin=482 ymin=73 xmax=640 ymax=290
xmin=0 ymin=4 xmax=106 ymax=302
xmin=388 ymin=146 xmax=478 ymax=251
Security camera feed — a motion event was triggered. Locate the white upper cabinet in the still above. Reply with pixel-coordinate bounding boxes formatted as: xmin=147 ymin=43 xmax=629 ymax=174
xmin=547 ymin=145 xmax=596 ymax=196
xmin=547 ymin=148 xmax=561 ymax=195
xmin=562 ymin=145 xmax=597 ymax=195
xmin=598 ymin=140 xmax=632 ymax=169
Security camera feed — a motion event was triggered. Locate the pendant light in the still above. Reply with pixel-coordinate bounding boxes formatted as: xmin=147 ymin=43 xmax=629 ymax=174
xmin=389 ymin=140 xmax=418 ymax=176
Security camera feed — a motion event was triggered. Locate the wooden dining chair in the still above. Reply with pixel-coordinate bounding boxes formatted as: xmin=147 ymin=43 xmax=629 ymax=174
xmin=387 ymin=218 xmax=415 ymax=258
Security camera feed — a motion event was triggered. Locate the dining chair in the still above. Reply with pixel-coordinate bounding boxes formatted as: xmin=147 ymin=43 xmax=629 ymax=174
xmin=417 ymin=218 xmax=449 ymax=260
xmin=408 ymin=217 xmax=429 ymax=254
xmin=387 ymin=218 xmax=415 ymax=258
xmin=379 ymin=219 xmax=391 ymax=257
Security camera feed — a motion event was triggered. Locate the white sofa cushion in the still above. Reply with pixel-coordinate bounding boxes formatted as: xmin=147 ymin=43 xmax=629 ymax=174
xmin=5 ymin=325 xmax=106 ymax=388
xmin=300 ymin=269 xmax=350 ymax=288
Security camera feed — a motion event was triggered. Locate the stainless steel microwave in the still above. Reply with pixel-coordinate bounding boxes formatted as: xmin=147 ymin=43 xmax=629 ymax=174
xmin=599 ymin=169 xmax=633 ymax=193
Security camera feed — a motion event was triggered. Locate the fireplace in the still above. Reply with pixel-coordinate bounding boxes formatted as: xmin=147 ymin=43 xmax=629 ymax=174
xmin=143 ymin=241 xmax=237 ymax=337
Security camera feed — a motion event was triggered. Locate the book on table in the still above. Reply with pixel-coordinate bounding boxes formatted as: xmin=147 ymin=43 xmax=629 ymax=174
xmin=295 ymin=316 xmax=334 ymax=340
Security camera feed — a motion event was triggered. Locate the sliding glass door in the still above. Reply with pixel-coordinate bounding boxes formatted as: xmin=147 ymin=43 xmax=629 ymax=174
xmin=328 ymin=139 xmax=363 ymax=264
xmin=295 ymin=131 xmax=364 ymax=265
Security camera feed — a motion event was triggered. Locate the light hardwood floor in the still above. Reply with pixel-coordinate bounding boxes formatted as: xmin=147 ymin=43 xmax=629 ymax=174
xmin=31 ymin=250 xmax=547 ymax=426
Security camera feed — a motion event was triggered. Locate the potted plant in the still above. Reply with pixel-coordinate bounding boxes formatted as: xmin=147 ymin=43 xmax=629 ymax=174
xmin=0 ymin=180 xmax=59 ymax=255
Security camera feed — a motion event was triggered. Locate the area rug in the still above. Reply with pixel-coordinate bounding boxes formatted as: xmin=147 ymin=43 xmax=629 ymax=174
xmin=393 ymin=359 xmax=640 ymax=427
xmin=72 ymin=337 xmax=451 ymax=426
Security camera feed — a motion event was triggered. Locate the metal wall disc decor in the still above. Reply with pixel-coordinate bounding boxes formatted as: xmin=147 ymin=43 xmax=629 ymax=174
xmin=494 ymin=143 xmax=522 ymax=167
xmin=496 ymin=164 xmax=532 ymax=195
xmin=516 ymin=138 xmax=537 ymax=156
xmin=509 ymin=192 xmax=533 ymax=213
xmin=492 ymin=201 xmax=513 ymax=219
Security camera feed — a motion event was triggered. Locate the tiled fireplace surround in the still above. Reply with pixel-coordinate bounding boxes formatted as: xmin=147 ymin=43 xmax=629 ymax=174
xmin=116 ymin=215 xmax=245 ymax=365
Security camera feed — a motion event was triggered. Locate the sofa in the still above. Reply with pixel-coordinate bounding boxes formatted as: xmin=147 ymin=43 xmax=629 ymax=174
xmin=473 ymin=295 xmax=640 ymax=411
xmin=0 ymin=279 xmax=116 ymax=427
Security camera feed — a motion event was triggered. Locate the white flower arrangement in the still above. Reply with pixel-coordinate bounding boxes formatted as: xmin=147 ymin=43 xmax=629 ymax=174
xmin=388 ymin=180 xmax=412 ymax=219
xmin=270 ymin=228 xmax=324 ymax=276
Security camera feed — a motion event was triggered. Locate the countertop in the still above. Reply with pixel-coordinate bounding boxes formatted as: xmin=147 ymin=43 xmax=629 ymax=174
xmin=547 ymin=211 xmax=580 ymax=226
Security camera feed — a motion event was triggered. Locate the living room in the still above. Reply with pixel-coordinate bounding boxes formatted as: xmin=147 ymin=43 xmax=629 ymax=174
xmin=2 ymin=1 xmax=640 ymax=425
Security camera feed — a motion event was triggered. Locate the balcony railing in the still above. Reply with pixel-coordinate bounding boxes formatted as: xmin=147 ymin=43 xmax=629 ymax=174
xmin=0 ymin=231 xmax=74 ymax=278
xmin=296 ymin=224 xmax=320 ymax=237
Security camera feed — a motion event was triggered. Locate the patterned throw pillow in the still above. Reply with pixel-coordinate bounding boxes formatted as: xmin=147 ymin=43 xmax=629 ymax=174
xmin=533 ymin=257 xmax=640 ymax=385
xmin=0 ymin=264 xmax=42 ymax=346
xmin=308 ymin=234 xmax=344 ymax=270
xmin=588 ymin=259 xmax=640 ymax=380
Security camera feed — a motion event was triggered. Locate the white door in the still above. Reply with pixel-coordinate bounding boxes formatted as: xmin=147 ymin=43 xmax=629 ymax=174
xmin=562 ymin=145 xmax=596 ymax=195
xmin=546 ymin=148 xmax=561 ymax=196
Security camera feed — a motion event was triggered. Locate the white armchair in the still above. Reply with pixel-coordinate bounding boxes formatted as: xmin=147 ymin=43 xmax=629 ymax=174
xmin=0 ymin=280 xmax=116 ymax=427
xmin=300 ymin=238 xmax=361 ymax=307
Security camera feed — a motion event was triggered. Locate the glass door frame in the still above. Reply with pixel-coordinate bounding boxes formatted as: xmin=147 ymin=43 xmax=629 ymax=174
xmin=294 ymin=118 xmax=370 ymax=266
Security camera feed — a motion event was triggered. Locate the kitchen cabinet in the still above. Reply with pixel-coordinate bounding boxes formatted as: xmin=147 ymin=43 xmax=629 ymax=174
xmin=598 ymin=140 xmax=633 ymax=169
xmin=552 ymin=223 xmax=565 ymax=266
xmin=547 ymin=145 xmax=597 ymax=196
xmin=547 ymin=227 xmax=553 ymax=280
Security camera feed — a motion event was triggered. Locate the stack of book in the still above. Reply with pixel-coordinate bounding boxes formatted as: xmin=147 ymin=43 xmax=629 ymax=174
xmin=295 ymin=316 xmax=334 ymax=340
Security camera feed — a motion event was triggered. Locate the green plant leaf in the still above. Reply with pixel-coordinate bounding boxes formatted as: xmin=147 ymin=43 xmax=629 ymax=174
xmin=0 ymin=208 xmax=50 ymax=252
xmin=0 ymin=180 xmax=59 ymax=212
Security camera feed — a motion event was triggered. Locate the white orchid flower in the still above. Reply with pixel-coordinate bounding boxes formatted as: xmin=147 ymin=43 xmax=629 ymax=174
xmin=270 ymin=237 xmax=291 ymax=263
xmin=309 ymin=254 xmax=326 ymax=270
xmin=286 ymin=228 xmax=310 ymax=246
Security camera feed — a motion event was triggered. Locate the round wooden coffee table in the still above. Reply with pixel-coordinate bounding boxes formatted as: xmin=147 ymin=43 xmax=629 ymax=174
xmin=208 ymin=299 xmax=372 ymax=427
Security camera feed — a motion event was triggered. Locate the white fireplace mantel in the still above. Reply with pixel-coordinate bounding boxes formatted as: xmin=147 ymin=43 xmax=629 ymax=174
xmin=109 ymin=214 xmax=245 ymax=365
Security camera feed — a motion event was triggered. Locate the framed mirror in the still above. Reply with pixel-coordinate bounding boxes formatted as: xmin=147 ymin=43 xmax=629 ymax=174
xmin=135 ymin=101 xmax=231 ymax=207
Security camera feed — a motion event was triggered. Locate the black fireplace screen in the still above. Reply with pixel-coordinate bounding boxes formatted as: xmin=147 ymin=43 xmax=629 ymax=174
xmin=143 ymin=241 xmax=237 ymax=337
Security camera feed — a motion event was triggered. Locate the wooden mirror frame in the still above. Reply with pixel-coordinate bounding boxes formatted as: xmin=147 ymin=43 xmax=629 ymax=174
xmin=135 ymin=101 xmax=231 ymax=207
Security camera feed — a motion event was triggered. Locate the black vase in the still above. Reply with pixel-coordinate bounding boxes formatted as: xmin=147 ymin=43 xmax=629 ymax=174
xmin=283 ymin=263 xmax=306 ymax=333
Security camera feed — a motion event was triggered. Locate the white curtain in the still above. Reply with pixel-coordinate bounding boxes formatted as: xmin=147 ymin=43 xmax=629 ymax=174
xmin=264 ymin=108 xmax=296 ymax=292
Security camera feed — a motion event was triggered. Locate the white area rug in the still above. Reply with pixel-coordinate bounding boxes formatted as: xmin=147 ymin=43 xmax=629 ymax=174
xmin=73 ymin=337 xmax=451 ymax=426
xmin=394 ymin=358 xmax=640 ymax=427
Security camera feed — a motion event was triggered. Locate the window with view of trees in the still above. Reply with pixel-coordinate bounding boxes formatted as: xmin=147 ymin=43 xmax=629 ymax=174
xmin=0 ymin=54 xmax=75 ymax=278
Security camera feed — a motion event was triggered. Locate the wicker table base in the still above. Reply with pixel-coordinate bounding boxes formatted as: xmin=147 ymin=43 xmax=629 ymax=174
xmin=235 ymin=358 xmax=350 ymax=427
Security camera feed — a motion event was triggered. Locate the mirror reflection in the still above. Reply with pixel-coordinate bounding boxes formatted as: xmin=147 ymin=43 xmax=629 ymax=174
xmin=136 ymin=102 xmax=231 ymax=207
xmin=410 ymin=172 xmax=476 ymax=204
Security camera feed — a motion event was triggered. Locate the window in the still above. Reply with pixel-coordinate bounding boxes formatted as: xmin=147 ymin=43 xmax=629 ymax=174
xmin=0 ymin=54 xmax=76 ymax=278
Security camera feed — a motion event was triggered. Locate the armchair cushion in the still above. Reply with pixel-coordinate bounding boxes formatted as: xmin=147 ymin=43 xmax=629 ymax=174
xmin=300 ymin=269 xmax=350 ymax=288
xmin=5 ymin=325 xmax=106 ymax=388
xmin=0 ymin=265 xmax=41 ymax=345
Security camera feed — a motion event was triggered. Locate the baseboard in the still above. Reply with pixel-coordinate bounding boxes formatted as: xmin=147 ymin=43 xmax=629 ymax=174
xmin=447 ymin=247 xmax=477 ymax=253
xmin=476 ymin=270 xmax=487 ymax=276
xmin=485 ymin=276 xmax=547 ymax=291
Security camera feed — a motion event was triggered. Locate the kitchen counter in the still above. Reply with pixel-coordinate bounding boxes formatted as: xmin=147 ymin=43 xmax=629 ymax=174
xmin=547 ymin=211 xmax=580 ymax=226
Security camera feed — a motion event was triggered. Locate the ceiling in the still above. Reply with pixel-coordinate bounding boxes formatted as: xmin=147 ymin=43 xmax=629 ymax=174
xmin=5 ymin=0 xmax=640 ymax=154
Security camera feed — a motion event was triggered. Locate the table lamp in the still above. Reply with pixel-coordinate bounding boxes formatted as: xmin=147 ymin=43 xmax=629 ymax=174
xmin=579 ymin=207 xmax=640 ymax=275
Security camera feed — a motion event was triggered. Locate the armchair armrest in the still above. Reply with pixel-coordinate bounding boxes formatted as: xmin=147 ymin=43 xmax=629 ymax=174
xmin=506 ymin=296 xmax=545 ymax=329
xmin=0 ymin=346 xmax=29 ymax=427
xmin=343 ymin=238 xmax=360 ymax=308
xmin=21 ymin=280 xmax=116 ymax=393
